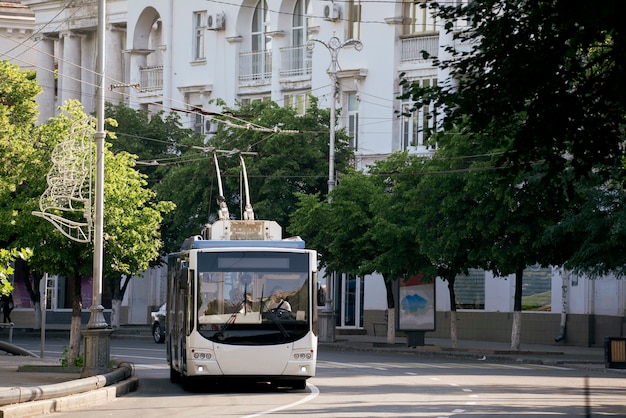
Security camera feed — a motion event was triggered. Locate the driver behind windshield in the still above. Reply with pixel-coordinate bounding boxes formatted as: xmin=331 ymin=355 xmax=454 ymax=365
xmin=265 ymin=286 xmax=292 ymax=312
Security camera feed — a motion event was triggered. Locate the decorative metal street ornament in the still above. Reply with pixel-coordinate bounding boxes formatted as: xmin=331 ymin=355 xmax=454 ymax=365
xmin=33 ymin=117 xmax=94 ymax=243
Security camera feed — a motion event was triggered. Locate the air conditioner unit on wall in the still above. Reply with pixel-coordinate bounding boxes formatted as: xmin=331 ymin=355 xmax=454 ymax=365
xmin=207 ymin=13 xmax=225 ymax=31
xmin=323 ymin=3 xmax=340 ymax=21
xmin=204 ymin=119 xmax=217 ymax=135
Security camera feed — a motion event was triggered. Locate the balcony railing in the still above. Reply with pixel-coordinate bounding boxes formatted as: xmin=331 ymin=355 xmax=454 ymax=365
xmin=239 ymin=50 xmax=272 ymax=83
xmin=400 ymin=34 xmax=439 ymax=63
xmin=279 ymin=45 xmax=312 ymax=78
xmin=139 ymin=66 xmax=163 ymax=92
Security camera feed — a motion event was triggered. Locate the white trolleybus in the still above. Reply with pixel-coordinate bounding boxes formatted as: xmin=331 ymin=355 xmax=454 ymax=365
xmin=166 ymin=155 xmax=318 ymax=390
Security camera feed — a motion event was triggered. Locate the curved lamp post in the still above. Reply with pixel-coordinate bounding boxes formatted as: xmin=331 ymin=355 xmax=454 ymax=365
xmin=307 ymin=36 xmax=362 ymax=343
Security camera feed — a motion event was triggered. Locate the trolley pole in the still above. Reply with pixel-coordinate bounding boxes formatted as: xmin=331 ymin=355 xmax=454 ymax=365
xmin=308 ymin=36 xmax=362 ymax=343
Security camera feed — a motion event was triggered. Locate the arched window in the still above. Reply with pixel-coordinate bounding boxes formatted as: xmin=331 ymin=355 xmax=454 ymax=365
xmin=292 ymin=0 xmax=310 ymax=47
xmin=248 ymin=1 xmax=271 ymax=81
xmin=252 ymin=0 xmax=270 ymax=52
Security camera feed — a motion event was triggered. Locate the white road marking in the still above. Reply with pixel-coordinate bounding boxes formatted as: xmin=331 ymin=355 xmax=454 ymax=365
xmin=239 ymin=383 xmax=320 ymax=418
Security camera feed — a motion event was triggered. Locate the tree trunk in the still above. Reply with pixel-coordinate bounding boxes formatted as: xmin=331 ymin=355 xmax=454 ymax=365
xmin=446 ymin=276 xmax=458 ymax=348
xmin=14 ymin=259 xmax=42 ymax=328
xmin=67 ymin=275 xmax=82 ymax=367
xmin=110 ymin=299 xmax=122 ymax=329
xmin=384 ymin=278 xmax=395 ymax=345
xmin=109 ymin=275 xmax=129 ymax=329
xmin=450 ymin=310 xmax=458 ymax=348
xmin=510 ymin=268 xmax=524 ymax=351
xmin=34 ymin=301 xmax=41 ymax=329
xmin=386 ymin=307 xmax=395 ymax=344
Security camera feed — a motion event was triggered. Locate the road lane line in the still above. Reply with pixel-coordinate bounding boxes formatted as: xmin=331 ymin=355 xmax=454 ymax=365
xmin=239 ymin=383 xmax=320 ymax=418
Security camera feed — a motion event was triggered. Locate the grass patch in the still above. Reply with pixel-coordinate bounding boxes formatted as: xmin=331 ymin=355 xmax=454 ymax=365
xmin=522 ymin=290 xmax=551 ymax=310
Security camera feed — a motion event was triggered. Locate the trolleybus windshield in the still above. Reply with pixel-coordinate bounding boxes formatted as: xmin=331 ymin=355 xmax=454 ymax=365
xmin=195 ymin=251 xmax=311 ymax=345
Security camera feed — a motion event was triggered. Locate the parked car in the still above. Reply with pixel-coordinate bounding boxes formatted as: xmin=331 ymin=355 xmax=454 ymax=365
xmin=151 ymin=303 xmax=166 ymax=343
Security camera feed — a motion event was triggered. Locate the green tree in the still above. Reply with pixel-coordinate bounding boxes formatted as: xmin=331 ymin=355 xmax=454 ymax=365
xmin=105 ymin=103 xmax=193 ymax=183
xmin=102 ymin=149 xmax=175 ymax=328
xmin=0 ymin=60 xmax=41 ymax=295
xmin=290 ymin=162 xmax=432 ymax=344
xmin=156 ymin=98 xmax=353 ymax=252
xmin=382 ymin=146 xmax=480 ymax=348
xmin=401 ymin=0 xmax=626 ymax=349
xmin=408 ymin=0 xmax=626 ymax=181
xmin=22 ymin=102 xmax=173 ymax=364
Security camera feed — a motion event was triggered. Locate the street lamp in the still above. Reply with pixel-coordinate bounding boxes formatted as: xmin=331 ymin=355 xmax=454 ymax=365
xmin=307 ymin=36 xmax=362 ymax=343
xmin=308 ymin=36 xmax=363 ymax=194
xmin=82 ymin=0 xmax=113 ymax=378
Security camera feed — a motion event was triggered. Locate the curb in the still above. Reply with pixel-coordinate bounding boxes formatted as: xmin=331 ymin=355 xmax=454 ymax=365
xmin=0 ymin=377 xmax=139 ymax=418
xmin=318 ymin=341 xmax=608 ymax=368
xmin=0 ymin=360 xmax=134 ymax=412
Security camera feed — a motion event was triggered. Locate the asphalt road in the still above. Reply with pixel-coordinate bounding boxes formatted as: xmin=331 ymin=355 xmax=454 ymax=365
xmin=11 ymin=336 xmax=626 ymax=417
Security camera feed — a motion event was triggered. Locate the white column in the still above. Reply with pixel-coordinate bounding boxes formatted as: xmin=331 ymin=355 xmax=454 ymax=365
xmin=106 ymin=24 xmax=126 ymax=104
xmin=35 ymin=35 xmax=56 ymax=123
xmin=81 ymin=33 xmax=95 ymax=113
xmin=267 ymin=31 xmax=286 ymax=103
xmin=126 ymin=50 xmax=150 ymax=109
xmin=59 ymin=31 xmax=83 ymax=106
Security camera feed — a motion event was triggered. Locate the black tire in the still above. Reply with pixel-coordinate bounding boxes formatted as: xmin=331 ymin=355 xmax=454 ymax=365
xmin=153 ymin=323 xmax=165 ymax=343
xmin=170 ymin=365 xmax=180 ymax=383
xmin=290 ymin=379 xmax=307 ymax=390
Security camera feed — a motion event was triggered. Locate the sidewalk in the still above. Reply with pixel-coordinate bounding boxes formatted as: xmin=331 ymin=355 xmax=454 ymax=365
xmin=0 ymin=328 xmax=621 ymax=417
xmin=322 ymin=334 xmax=609 ymax=370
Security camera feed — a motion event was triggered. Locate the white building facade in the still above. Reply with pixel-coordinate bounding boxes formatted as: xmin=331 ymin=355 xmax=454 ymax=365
xmin=9 ymin=0 xmax=626 ymax=346
xmin=0 ymin=0 xmax=36 ymax=70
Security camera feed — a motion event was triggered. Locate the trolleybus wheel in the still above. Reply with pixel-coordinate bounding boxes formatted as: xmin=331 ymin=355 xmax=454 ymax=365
xmin=170 ymin=365 xmax=180 ymax=383
xmin=290 ymin=379 xmax=306 ymax=390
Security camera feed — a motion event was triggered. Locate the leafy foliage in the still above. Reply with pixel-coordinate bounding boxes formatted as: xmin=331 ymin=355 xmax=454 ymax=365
xmin=401 ymin=1 xmax=626 ymax=278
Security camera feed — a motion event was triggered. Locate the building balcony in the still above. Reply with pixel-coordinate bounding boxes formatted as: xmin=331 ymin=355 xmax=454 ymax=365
xmin=400 ymin=34 xmax=439 ymax=63
xmin=279 ymin=45 xmax=312 ymax=78
xmin=139 ymin=65 xmax=163 ymax=92
xmin=239 ymin=49 xmax=272 ymax=84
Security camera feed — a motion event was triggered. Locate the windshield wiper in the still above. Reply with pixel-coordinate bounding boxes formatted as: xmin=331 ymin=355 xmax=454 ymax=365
xmin=215 ymin=284 xmax=249 ymax=341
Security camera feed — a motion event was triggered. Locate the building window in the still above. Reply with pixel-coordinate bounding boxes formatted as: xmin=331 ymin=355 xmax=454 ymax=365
xmin=455 ymin=269 xmax=485 ymax=310
xmin=193 ymin=11 xmax=206 ymax=61
xmin=283 ymin=0 xmax=312 ymax=77
xmin=347 ymin=0 xmax=361 ymax=40
xmin=246 ymin=0 xmax=271 ymax=81
xmin=346 ymin=92 xmax=359 ymax=150
xmin=240 ymin=96 xmax=271 ymax=106
xmin=292 ymin=0 xmax=310 ymax=46
xmin=193 ymin=112 xmax=203 ymax=134
xmin=403 ymin=0 xmax=437 ymax=35
xmin=522 ymin=267 xmax=552 ymax=311
xmin=284 ymin=93 xmax=311 ymax=115
xmin=400 ymin=77 xmax=437 ymax=150
xmin=252 ymin=1 xmax=270 ymax=52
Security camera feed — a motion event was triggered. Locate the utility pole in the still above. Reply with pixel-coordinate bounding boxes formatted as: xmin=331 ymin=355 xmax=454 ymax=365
xmin=82 ymin=0 xmax=113 ymax=377
xmin=307 ymin=36 xmax=362 ymax=343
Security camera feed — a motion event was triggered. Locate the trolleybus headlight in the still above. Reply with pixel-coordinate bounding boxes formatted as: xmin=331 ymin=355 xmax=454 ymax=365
xmin=293 ymin=351 xmax=313 ymax=360
xmin=193 ymin=351 xmax=212 ymax=360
